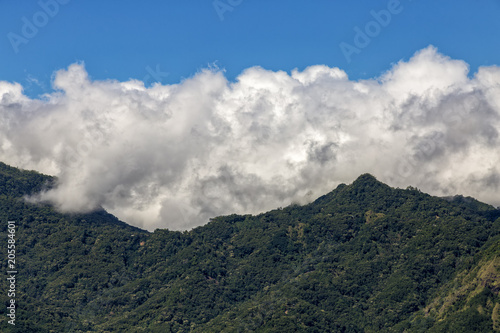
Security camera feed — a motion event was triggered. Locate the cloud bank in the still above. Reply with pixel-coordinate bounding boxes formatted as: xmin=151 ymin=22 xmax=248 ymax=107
xmin=1 ymin=46 xmax=499 ymax=230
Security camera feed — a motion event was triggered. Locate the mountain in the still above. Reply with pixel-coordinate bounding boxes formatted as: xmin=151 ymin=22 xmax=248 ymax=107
xmin=1 ymin=163 xmax=500 ymax=332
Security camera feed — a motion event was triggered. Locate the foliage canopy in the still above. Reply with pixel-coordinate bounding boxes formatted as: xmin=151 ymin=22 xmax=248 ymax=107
xmin=1 ymin=164 xmax=500 ymax=332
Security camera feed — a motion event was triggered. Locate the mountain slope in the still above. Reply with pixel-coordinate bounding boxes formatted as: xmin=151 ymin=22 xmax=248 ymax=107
xmin=0 ymin=162 xmax=148 ymax=332
xmin=410 ymin=233 xmax=500 ymax=332
xmin=1 ymin=163 xmax=499 ymax=332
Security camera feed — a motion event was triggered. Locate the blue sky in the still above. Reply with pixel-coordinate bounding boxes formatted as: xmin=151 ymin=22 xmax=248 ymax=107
xmin=1 ymin=0 xmax=499 ymax=98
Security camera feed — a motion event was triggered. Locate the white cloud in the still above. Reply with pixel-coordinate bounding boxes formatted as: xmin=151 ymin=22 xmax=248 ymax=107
xmin=1 ymin=46 xmax=499 ymax=230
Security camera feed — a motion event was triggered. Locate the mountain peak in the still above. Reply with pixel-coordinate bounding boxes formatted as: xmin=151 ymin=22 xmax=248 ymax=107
xmin=313 ymin=174 xmax=390 ymax=207
xmin=353 ymin=173 xmax=378 ymax=182
xmin=351 ymin=173 xmax=386 ymax=190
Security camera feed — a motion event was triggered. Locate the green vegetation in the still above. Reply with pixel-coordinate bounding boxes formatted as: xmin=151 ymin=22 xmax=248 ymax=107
xmin=1 ymin=163 xmax=500 ymax=332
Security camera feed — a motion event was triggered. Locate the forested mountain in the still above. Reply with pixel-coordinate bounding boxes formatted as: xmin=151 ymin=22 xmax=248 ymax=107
xmin=1 ymin=161 xmax=500 ymax=332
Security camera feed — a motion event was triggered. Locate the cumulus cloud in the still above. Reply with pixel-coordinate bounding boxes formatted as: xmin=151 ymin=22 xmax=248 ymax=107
xmin=1 ymin=46 xmax=499 ymax=231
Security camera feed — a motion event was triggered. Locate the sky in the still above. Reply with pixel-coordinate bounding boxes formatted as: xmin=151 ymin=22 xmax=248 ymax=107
xmin=1 ymin=0 xmax=500 ymax=96
xmin=0 ymin=0 xmax=499 ymax=230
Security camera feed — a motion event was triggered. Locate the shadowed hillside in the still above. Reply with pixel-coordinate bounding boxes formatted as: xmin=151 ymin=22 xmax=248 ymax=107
xmin=1 ymin=163 xmax=500 ymax=332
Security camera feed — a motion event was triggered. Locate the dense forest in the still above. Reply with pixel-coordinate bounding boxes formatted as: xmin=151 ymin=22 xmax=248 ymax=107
xmin=1 ymin=161 xmax=500 ymax=332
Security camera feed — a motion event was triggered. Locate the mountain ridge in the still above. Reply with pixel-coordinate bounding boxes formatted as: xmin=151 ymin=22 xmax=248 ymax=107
xmin=1 ymin=162 xmax=500 ymax=332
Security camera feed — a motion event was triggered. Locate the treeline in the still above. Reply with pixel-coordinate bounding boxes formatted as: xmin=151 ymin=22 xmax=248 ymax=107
xmin=0 ymin=165 xmax=499 ymax=332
